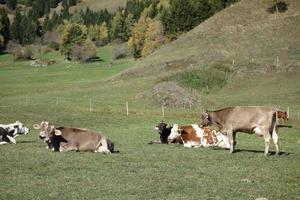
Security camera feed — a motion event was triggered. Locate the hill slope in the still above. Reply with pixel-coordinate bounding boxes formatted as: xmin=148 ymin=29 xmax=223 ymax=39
xmin=48 ymin=0 xmax=127 ymax=17
xmin=121 ymin=0 xmax=300 ymax=78
xmin=69 ymin=0 xmax=127 ymax=13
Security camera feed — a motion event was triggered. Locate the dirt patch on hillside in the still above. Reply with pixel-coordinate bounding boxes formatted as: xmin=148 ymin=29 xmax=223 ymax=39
xmin=147 ymin=81 xmax=201 ymax=108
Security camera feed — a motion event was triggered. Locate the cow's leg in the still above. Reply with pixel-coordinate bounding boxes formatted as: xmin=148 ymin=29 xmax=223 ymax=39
xmin=272 ymin=129 xmax=280 ymax=156
xmin=7 ymin=135 xmax=16 ymax=144
xmin=228 ymin=132 xmax=234 ymax=153
xmin=263 ymin=132 xmax=271 ymax=156
xmin=233 ymin=131 xmax=237 ymax=146
xmin=59 ymin=143 xmax=78 ymax=152
xmin=223 ymin=129 xmax=234 ymax=153
xmin=0 ymin=141 xmax=8 ymax=145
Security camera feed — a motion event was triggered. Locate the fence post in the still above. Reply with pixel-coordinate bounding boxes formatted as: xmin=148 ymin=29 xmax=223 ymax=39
xmin=162 ymin=104 xmax=165 ymax=118
xmin=126 ymin=101 xmax=129 ymax=116
xmin=287 ymin=106 xmax=289 ymax=118
xmin=89 ymin=98 xmax=92 ymax=112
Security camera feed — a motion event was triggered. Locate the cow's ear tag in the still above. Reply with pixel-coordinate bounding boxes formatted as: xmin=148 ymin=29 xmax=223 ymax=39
xmin=54 ymin=130 xmax=62 ymax=136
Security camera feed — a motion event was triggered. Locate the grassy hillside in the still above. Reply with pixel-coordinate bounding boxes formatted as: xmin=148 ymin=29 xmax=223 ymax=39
xmin=0 ymin=0 xmax=299 ymax=199
xmin=0 ymin=46 xmax=299 ymax=200
xmin=48 ymin=0 xmax=127 ymax=18
xmin=69 ymin=0 xmax=127 ymax=13
xmin=122 ymin=0 xmax=300 ymax=78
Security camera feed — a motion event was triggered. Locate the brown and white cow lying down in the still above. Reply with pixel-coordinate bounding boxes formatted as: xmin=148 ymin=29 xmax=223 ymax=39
xmin=202 ymin=106 xmax=279 ymax=156
xmin=168 ymin=124 xmax=230 ymax=149
xmin=33 ymin=121 xmax=115 ymax=154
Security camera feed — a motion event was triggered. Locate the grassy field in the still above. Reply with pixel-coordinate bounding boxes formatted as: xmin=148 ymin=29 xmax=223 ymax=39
xmin=69 ymin=0 xmax=127 ymax=13
xmin=0 ymin=45 xmax=299 ymax=200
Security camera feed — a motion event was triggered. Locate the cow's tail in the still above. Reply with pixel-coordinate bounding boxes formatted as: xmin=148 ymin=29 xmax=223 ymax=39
xmin=271 ymin=111 xmax=278 ymax=136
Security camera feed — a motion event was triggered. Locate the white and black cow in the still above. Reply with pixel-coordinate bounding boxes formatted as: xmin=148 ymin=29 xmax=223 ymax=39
xmin=0 ymin=121 xmax=30 ymax=144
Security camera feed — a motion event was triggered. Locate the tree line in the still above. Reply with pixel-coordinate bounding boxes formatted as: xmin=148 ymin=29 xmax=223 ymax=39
xmin=0 ymin=0 xmax=239 ymax=61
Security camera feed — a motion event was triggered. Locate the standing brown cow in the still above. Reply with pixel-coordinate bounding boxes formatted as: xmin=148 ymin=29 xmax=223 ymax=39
xmin=201 ymin=106 xmax=279 ymax=156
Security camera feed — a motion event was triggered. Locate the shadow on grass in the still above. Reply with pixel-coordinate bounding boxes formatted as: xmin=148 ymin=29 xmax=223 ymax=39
xmin=19 ymin=141 xmax=37 ymax=144
xmin=210 ymin=147 xmax=291 ymax=156
xmin=89 ymin=56 xmax=103 ymax=63
xmin=234 ymin=149 xmax=291 ymax=156
xmin=0 ymin=51 xmax=9 ymax=56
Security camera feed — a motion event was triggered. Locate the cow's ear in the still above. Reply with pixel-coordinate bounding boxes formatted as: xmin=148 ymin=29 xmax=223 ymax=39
xmin=54 ymin=129 xmax=62 ymax=136
xmin=33 ymin=124 xmax=40 ymax=130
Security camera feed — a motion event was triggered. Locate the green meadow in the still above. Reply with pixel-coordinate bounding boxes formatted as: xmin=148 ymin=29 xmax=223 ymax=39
xmin=0 ymin=46 xmax=299 ymax=200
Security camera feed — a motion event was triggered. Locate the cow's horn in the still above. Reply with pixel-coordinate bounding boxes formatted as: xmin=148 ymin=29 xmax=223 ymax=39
xmin=54 ymin=129 xmax=62 ymax=136
xmin=33 ymin=124 xmax=40 ymax=130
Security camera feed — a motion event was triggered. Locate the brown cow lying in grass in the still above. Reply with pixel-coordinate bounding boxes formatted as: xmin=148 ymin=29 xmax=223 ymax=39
xmin=33 ymin=121 xmax=116 ymax=154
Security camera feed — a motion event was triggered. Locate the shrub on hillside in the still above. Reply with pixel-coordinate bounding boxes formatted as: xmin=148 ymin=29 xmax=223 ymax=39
xmin=48 ymin=42 xmax=60 ymax=51
xmin=112 ymin=43 xmax=132 ymax=60
xmin=42 ymin=46 xmax=54 ymax=54
xmin=164 ymin=64 xmax=233 ymax=93
xmin=7 ymin=41 xmax=34 ymax=61
xmin=267 ymin=1 xmax=288 ymax=13
xmin=43 ymin=31 xmax=61 ymax=51
xmin=70 ymin=39 xmax=97 ymax=63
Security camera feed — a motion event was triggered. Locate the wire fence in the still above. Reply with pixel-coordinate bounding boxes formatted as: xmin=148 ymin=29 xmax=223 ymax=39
xmin=0 ymin=95 xmax=299 ymax=123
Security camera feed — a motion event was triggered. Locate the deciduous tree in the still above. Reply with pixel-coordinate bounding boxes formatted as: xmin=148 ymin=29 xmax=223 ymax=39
xmin=60 ymin=22 xmax=87 ymax=59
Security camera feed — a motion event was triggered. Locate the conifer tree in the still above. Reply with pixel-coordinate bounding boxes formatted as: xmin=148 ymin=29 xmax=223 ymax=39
xmin=0 ymin=9 xmax=10 ymax=44
xmin=110 ymin=11 xmax=125 ymax=41
xmin=6 ymin=0 xmax=17 ymax=10
xmin=0 ymin=34 xmax=3 ymax=49
xmin=10 ymin=10 xmax=23 ymax=43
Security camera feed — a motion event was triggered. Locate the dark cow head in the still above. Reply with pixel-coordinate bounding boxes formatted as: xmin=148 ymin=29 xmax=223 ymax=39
xmin=107 ymin=139 xmax=116 ymax=153
xmin=33 ymin=121 xmax=63 ymax=151
xmin=155 ymin=121 xmax=172 ymax=144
